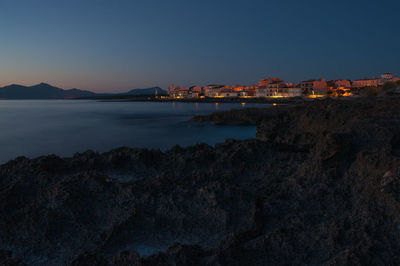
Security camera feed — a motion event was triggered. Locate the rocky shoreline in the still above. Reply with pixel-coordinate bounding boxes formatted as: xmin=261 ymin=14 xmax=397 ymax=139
xmin=1 ymin=97 xmax=400 ymax=265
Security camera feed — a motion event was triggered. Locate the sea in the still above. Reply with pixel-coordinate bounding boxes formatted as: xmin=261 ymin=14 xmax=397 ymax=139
xmin=0 ymin=100 xmax=268 ymax=164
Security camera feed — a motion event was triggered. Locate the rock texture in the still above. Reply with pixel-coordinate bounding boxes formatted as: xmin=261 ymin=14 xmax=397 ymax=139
xmin=1 ymin=98 xmax=400 ymax=265
xmin=191 ymin=107 xmax=277 ymax=125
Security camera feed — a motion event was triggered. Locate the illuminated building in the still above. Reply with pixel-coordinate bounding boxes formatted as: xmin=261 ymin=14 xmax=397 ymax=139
xmin=334 ymin=80 xmax=351 ymax=88
xmin=259 ymin=78 xmax=283 ymax=87
xmin=188 ymin=86 xmax=203 ymax=98
xmin=352 ymin=78 xmax=381 ymax=88
xmin=204 ymin=85 xmax=224 ymax=97
xmin=256 ymin=87 xmax=302 ymax=98
xmin=300 ymin=78 xmax=328 ymax=96
xmin=215 ymin=89 xmax=238 ymax=98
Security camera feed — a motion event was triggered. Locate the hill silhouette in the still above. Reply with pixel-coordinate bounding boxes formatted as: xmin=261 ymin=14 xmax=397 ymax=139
xmin=0 ymin=83 xmax=166 ymax=99
xmin=0 ymin=83 xmax=96 ymax=99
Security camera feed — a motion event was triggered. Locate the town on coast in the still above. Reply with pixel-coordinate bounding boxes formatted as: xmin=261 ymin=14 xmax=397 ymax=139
xmin=165 ymin=73 xmax=400 ymax=99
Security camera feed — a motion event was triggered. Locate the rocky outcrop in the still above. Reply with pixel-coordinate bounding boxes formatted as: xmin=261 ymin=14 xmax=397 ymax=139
xmin=1 ymin=98 xmax=400 ymax=265
xmin=0 ymin=250 xmax=26 ymax=266
xmin=191 ymin=107 xmax=282 ymax=125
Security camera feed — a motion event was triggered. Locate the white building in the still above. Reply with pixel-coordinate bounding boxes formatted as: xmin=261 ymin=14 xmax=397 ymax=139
xmin=256 ymin=87 xmax=302 ymax=98
xmin=204 ymin=85 xmax=224 ymax=97
xmin=216 ymin=89 xmax=238 ymax=97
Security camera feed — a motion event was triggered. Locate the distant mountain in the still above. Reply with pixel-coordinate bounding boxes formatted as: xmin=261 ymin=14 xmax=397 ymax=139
xmin=124 ymin=87 xmax=167 ymax=96
xmin=0 ymin=83 xmax=166 ymax=99
xmin=0 ymin=83 xmax=97 ymax=99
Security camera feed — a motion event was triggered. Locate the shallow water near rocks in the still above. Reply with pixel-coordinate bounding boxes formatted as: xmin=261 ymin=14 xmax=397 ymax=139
xmin=0 ymin=100 xmax=266 ymax=164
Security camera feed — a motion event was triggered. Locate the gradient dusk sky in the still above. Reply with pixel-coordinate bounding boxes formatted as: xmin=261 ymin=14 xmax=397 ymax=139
xmin=0 ymin=0 xmax=399 ymax=92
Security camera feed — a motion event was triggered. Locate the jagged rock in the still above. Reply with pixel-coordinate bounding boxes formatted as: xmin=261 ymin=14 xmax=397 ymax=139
xmin=0 ymin=250 xmax=26 ymax=266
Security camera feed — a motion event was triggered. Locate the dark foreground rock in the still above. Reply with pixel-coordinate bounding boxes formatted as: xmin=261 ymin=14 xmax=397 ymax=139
xmin=1 ymin=97 xmax=400 ymax=265
xmin=190 ymin=107 xmax=278 ymax=125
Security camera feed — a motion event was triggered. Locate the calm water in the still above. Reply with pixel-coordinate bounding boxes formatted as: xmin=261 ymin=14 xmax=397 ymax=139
xmin=0 ymin=100 xmax=267 ymax=164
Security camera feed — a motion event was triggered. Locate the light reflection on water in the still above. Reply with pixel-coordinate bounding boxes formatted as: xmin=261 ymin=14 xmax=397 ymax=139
xmin=0 ymin=100 xmax=268 ymax=164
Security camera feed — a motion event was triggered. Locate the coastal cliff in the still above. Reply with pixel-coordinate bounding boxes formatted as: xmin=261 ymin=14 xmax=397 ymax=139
xmin=1 ymin=98 xmax=400 ymax=265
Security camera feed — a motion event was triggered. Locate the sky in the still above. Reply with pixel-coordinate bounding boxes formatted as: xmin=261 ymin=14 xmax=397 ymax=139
xmin=0 ymin=0 xmax=399 ymax=93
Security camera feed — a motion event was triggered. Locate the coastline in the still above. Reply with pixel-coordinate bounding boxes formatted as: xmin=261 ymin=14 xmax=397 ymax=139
xmin=83 ymin=94 xmax=309 ymax=104
xmin=1 ymin=96 xmax=400 ymax=265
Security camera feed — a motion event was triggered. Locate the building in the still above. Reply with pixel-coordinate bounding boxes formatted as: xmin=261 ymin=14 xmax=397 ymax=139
xmin=265 ymin=80 xmax=286 ymax=89
xmin=352 ymin=78 xmax=381 ymax=88
xmin=352 ymin=73 xmax=400 ymax=88
xmin=240 ymin=91 xmax=253 ymax=97
xmin=259 ymin=78 xmax=282 ymax=87
xmin=188 ymin=86 xmax=203 ymax=98
xmin=215 ymin=89 xmax=238 ymax=98
xmin=334 ymin=80 xmax=351 ymax=88
xmin=286 ymin=88 xmax=303 ymax=97
xmin=256 ymin=87 xmax=302 ymax=98
xmin=381 ymin=73 xmax=393 ymax=81
xmin=167 ymin=85 xmax=186 ymax=98
xmin=175 ymin=88 xmax=189 ymax=98
xmin=300 ymin=78 xmax=328 ymax=96
xmin=204 ymin=85 xmax=225 ymax=97
xmin=381 ymin=73 xmax=400 ymax=83
xmin=240 ymin=86 xmax=257 ymax=97
xmin=167 ymin=86 xmax=189 ymax=98
xmin=300 ymin=78 xmax=328 ymax=90
xmin=167 ymin=85 xmax=180 ymax=96
xmin=327 ymin=80 xmax=351 ymax=93
xmin=257 ymin=78 xmax=302 ymax=98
